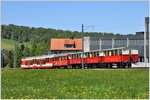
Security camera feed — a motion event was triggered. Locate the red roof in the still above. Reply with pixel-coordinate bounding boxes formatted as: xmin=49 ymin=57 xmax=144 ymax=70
xmin=50 ymin=38 xmax=82 ymax=50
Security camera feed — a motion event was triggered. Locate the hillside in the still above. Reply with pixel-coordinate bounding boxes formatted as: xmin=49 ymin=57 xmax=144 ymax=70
xmin=2 ymin=38 xmax=31 ymax=50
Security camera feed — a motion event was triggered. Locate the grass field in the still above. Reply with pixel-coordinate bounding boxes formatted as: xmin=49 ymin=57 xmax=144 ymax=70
xmin=1 ymin=38 xmax=31 ymax=50
xmin=1 ymin=69 xmax=149 ymax=99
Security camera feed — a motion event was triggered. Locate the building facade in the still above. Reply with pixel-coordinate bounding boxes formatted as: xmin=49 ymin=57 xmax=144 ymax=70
xmin=50 ymin=38 xmax=82 ymax=54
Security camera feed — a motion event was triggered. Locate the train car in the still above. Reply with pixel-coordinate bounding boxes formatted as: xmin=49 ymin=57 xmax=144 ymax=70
xmin=101 ymin=47 xmax=137 ymax=68
xmin=21 ymin=54 xmax=55 ymax=69
xmin=21 ymin=57 xmax=35 ymax=69
xmin=34 ymin=55 xmax=55 ymax=69
xmin=53 ymin=53 xmax=68 ymax=68
xmin=68 ymin=52 xmax=82 ymax=68
xmin=84 ymin=51 xmax=100 ymax=68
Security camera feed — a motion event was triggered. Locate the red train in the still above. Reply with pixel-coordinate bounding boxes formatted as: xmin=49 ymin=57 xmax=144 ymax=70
xmin=21 ymin=47 xmax=138 ymax=69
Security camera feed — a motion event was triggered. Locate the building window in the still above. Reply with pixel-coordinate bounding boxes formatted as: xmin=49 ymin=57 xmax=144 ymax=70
xmin=115 ymin=40 xmax=127 ymax=46
xmin=102 ymin=40 xmax=112 ymax=45
xmin=64 ymin=44 xmax=75 ymax=48
xmin=129 ymin=40 xmax=144 ymax=46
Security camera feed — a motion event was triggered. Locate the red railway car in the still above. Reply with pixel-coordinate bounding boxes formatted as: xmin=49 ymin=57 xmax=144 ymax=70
xmin=21 ymin=47 xmax=139 ymax=69
xmin=53 ymin=54 xmax=68 ymax=68
xmin=21 ymin=55 xmax=55 ymax=69
xmin=101 ymin=47 xmax=133 ymax=68
xmin=68 ymin=52 xmax=84 ymax=68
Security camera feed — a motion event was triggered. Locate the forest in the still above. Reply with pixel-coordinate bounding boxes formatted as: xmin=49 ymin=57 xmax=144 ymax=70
xmin=1 ymin=24 xmax=123 ymax=68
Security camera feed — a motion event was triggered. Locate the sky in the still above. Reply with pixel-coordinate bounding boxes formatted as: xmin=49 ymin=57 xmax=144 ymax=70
xmin=2 ymin=1 xmax=149 ymax=34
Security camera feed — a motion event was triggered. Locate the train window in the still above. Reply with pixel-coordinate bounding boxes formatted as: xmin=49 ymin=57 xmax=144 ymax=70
xmin=75 ymin=55 xmax=77 ymax=58
xmin=111 ymin=50 xmax=114 ymax=56
xmin=52 ymin=58 xmax=54 ymax=61
xmin=42 ymin=60 xmax=45 ymax=64
xmin=118 ymin=50 xmax=122 ymax=55
xmin=92 ymin=52 xmax=95 ymax=57
xmin=30 ymin=61 xmax=33 ymax=65
xmin=92 ymin=52 xmax=97 ymax=57
xmin=68 ymin=55 xmax=71 ymax=59
xmin=79 ymin=54 xmax=81 ymax=58
xmin=75 ymin=54 xmax=78 ymax=58
xmin=104 ymin=51 xmax=109 ymax=56
xmin=86 ymin=53 xmax=89 ymax=57
xmin=39 ymin=60 xmax=42 ymax=65
xmin=73 ymin=54 xmax=75 ymax=58
xmin=37 ymin=60 xmax=40 ymax=65
xmin=54 ymin=57 xmax=56 ymax=60
xmin=85 ymin=53 xmax=87 ymax=57
xmin=76 ymin=54 xmax=78 ymax=58
xmin=89 ymin=53 xmax=91 ymax=57
xmin=95 ymin=52 xmax=97 ymax=57
xmin=96 ymin=51 xmax=99 ymax=56
xmin=73 ymin=55 xmax=75 ymax=58
xmin=91 ymin=52 xmax=94 ymax=57
xmin=46 ymin=58 xmax=49 ymax=62
xmin=27 ymin=62 xmax=30 ymax=65
xmin=86 ymin=53 xmax=88 ymax=57
xmin=114 ymin=50 xmax=117 ymax=55
xmin=25 ymin=62 xmax=28 ymax=65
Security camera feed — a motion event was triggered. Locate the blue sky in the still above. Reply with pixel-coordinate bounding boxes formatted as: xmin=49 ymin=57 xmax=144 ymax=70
xmin=2 ymin=1 xmax=149 ymax=34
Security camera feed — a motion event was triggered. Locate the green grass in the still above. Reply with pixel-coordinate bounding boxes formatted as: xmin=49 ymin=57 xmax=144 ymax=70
xmin=1 ymin=69 xmax=149 ymax=99
xmin=1 ymin=38 xmax=31 ymax=50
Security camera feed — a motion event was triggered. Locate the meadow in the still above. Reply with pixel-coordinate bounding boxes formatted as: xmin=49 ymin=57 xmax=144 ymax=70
xmin=1 ymin=69 xmax=149 ymax=99
xmin=1 ymin=38 xmax=31 ymax=50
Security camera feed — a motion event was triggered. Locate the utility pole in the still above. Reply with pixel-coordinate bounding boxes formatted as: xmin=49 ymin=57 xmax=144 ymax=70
xmin=82 ymin=24 xmax=84 ymax=69
xmin=81 ymin=24 xmax=94 ymax=69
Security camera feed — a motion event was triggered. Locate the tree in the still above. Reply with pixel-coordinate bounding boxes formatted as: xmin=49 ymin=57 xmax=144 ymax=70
xmin=13 ymin=44 xmax=20 ymax=68
xmin=31 ymin=43 xmax=37 ymax=56
xmin=7 ymin=50 xmax=14 ymax=68
xmin=23 ymin=46 xmax=30 ymax=57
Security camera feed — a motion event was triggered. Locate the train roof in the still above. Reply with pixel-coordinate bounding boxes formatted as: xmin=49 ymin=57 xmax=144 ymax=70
xmin=22 ymin=54 xmax=55 ymax=60
xmin=54 ymin=53 xmax=67 ymax=57
xmin=68 ymin=47 xmax=131 ymax=55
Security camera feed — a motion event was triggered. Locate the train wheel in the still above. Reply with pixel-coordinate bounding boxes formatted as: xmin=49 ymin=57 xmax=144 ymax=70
xmin=127 ymin=62 xmax=132 ymax=68
xmin=107 ymin=64 xmax=112 ymax=68
xmin=117 ymin=63 xmax=121 ymax=68
xmin=120 ymin=63 xmax=124 ymax=68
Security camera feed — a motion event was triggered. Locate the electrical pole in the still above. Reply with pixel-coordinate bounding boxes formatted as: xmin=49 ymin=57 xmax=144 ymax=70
xmin=81 ymin=24 xmax=94 ymax=69
xmin=82 ymin=24 xmax=84 ymax=69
